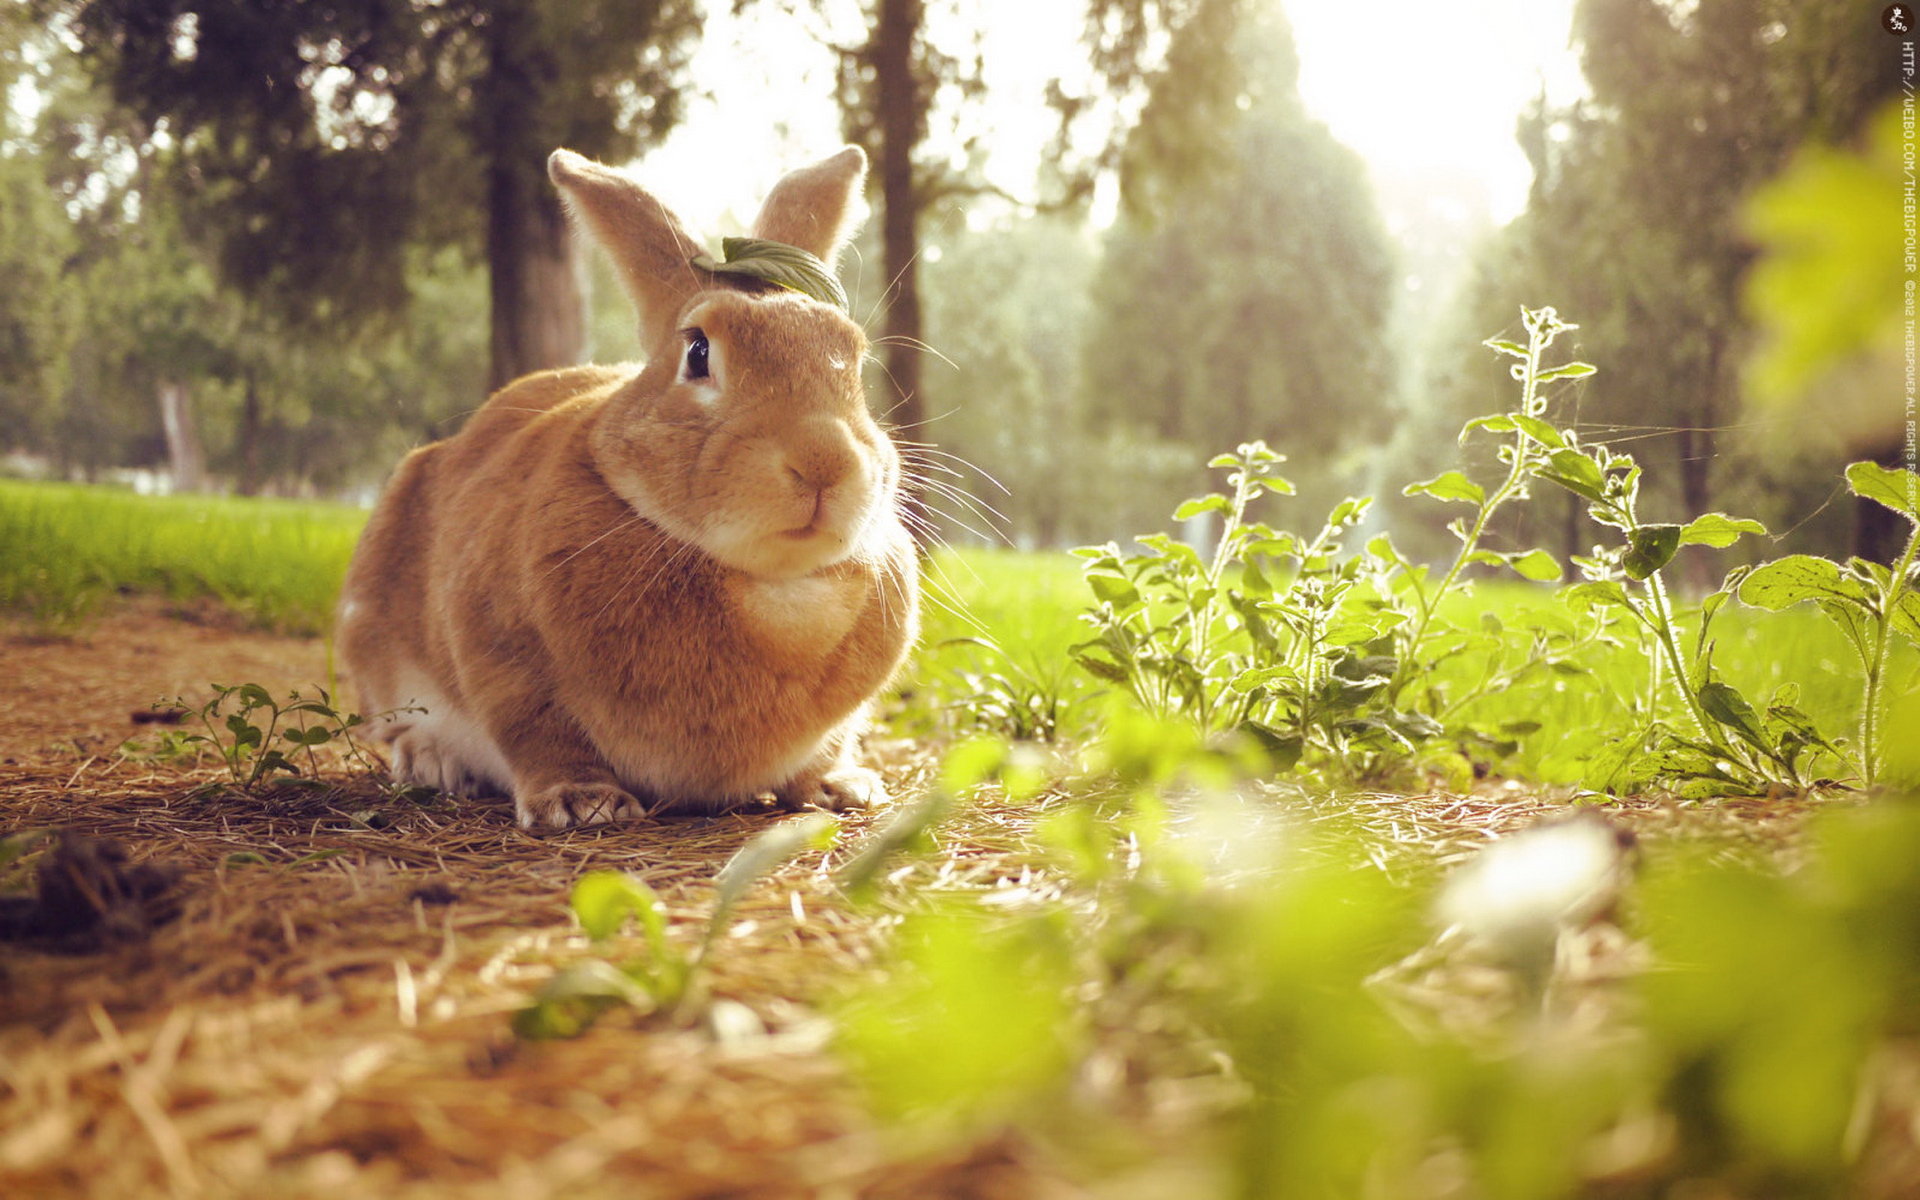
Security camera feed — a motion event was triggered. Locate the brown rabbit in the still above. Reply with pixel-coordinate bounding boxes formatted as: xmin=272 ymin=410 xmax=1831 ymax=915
xmin=335 ymin=146 xmax=918 ymax=829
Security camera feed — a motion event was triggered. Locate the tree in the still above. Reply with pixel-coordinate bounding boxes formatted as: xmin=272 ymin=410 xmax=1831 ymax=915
xmin=1516 ymin=0 xmax=1894 ymax=564
xmin=918 ymin=218 xmax=1098 ymax=546
xmin=64 ymin=0 xmax=701 ymax=392
xmin=1078 ymin=6 xmax=1397 ymax=520
xmin=828 ymin=0 xmax=1252 ymax=448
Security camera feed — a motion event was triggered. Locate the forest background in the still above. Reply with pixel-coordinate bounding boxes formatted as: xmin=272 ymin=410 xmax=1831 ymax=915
xmin=0 ymin=0 xmax=1903 ymax=573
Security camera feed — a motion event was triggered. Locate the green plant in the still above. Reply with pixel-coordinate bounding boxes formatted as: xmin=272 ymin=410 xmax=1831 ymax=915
xmin=933 ymin=636 xmax=1081 ymax=742
xmin=1736 ymin=462 xmax=1920 ymax=787
xmin=1382 ymin=306 xmax=1589 ymax=707
xmin=1505 ymin=421 xmax=1836 ymax=795
xmin=1071 ymin=305 xmax=1906 ymax=796
xmin=1072 ymin=442 xmax=1428 ymax=772
xmin=513 ymin=812 xmax=840 ymax=1039
xmin=169 ymin=682 xmax=396 ymax=794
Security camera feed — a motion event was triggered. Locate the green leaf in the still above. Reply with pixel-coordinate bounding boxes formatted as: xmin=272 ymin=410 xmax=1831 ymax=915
xmin=1460 ymin=414 xmax=1517 ymax=440
xmin=1172 ymin=493 xmax=1231 ymax=521
xmin=836 ymin=789 xmax=953 ymax=899
xmin=1084 ymin=570 xmax=1140 ymax=610
xmin=571 ymin=871 xmax=666 ymax=944
xmin=1239 ymin=721 xmax=1304 ymax=770
xmin=1505 ymin=548 xmax=1563 ymax=582
xmin=1892 ymin=589 xmax=1920 ymax=647
xmin=1509 ymin=414 xmax=1566 ymax=448
xmin=1698 ymin=681 xmax=1766 ymax=747
xmin=711 ymin=812 xmax=840 ymax=933
xmin=1623 ymin=524 xmax=1683 ymax=580
xmin=1534 ymin=361 xmax=1597 ymax=383
xmin=1679 ymin=513 xmax=1768 ymax=548
xmin=226 ymin=713 xmax=262 ymax=747
xmin=1845 ymin=461 xmax=1920 ymax=522
xmin=1738 ymin=555 xmax=1873 ymax=612
xmin=691 ymin=237 xmax=849 ymax=311
xmin=1229 ymin=665 xmax=1299 ymax=693
xmin=512 ymin=960 xmax=651 ymax=1040
xmin=1483 ymin=338 xmax=1529 ymax=358
xmin=1071 ymin=647 xmax=1132 ymax=684
xmin=1562 ymin=580 xmax=1631 ymax=614
xmin=1403 ymin=470 xmax=1485 ymax=506
xmin=1537 ymin=448 xmax=1608 ymax=503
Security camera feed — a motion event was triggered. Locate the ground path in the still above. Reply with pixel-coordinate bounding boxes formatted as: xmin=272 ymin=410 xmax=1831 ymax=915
xmin=0 ymin=606 xmax=1074 ymax=1199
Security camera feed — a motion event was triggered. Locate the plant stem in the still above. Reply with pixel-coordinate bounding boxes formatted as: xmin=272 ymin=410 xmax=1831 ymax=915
xmin=1861 ymin=520 xmax=1920 ymax=787
xmin=1194 ymin=464 xmax=1258 ymax=730
xmin=1392 ymin=333 xmax=1545 ymax=705
xmin=1643 ymin=571 xmax=1754 ymax=774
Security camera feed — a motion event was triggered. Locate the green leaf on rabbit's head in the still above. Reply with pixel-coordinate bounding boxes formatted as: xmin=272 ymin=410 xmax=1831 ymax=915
xmin=691 ymin=237 xmax=849 ymax=312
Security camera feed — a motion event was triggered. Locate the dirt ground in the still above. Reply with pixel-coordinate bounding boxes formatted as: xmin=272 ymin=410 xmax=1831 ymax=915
xmin=1 ymin=605 xmax=1904 ymax=1198
xmin=0 ymin=604 xmax=1101 ymax=1199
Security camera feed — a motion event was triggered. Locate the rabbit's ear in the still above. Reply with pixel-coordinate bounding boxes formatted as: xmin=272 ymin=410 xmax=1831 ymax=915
xmin=548 ymin=149 xmax=705 ymax=347
xmin=749 ymin=146 xmax=868 ymax=269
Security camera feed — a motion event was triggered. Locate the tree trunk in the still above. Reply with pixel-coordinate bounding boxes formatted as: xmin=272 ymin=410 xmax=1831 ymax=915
xmin=480 ymin=0 xmax=586 ymax=394
xmin=872 ymin=0 xmax=926 ymax=438
xmin=156 ymin=381 xmax=206 ymax=494
xmin=1563 ymin=487 xmax=1582 ymax=566
xmin=1854 ymin=439 xmax=1908 ymax=563
xmin=1674 ymin=336 xmax=1721 ymax=595
xmin=237 ymin=371 xmax=264 ymax=496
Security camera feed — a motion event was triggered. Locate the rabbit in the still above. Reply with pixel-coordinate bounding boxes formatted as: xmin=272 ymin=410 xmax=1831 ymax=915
xmin=334 ymin=145 xmax=919 ymax=829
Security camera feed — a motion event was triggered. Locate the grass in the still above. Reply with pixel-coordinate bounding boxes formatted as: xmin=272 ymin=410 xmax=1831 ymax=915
xmin=0 ymin=480 xmax=365 ymax=635
xmin=3 ymin=479 xmax=1909 ymax=789
xmin=918 ymin=554 xmax=1914 ymax=787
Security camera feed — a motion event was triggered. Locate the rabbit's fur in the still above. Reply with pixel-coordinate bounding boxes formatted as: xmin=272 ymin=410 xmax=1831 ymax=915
xmin=335 ymin=147 xmax=918 ymax=829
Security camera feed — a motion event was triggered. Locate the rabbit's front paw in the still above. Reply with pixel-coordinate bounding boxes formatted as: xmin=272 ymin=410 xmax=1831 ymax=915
xmin=775 ymin=765 xmax=885 ymax=813
xmin=392 ymin=727 xmax=487 ymax=797
xmin=517 ymin=782 xmax=646 ymax=830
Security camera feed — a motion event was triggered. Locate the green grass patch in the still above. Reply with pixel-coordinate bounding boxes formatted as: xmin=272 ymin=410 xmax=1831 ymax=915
xmin=0 ymin=480 xmax=366 ymax=635
xmin=918 ymin=559 xmax=1917 ymax=786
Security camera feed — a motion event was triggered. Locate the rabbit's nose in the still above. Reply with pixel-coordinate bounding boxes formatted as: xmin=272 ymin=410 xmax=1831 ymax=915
xmin=782 ymin=419 xmax=861 ymax=493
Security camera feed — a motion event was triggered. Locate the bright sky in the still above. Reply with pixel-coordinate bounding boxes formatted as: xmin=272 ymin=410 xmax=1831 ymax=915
xmin=645 ymin=0 xmax=1586 ymax=240
xmin=1291 ymin=0 xmax=1585 ymax=224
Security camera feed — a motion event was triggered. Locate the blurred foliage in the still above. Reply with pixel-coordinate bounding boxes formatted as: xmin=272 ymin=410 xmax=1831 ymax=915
xmin=514 ymin=814 xmax=840 ymax=1039
xmin=836 ymin=720 xmax=1920 ymax=1196
xmin=1745 ymin=105 xmax=1908 ymax=407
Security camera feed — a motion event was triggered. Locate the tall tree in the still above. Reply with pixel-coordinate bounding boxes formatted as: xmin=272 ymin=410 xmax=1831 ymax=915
xmin=64 ymin=0 xmax=701 ymax=392
xmin=1078 ymin=6 xmax=1397 ymax=516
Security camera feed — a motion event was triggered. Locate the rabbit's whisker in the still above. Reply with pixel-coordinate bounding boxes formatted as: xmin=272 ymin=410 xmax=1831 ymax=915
xmin=538 ymin=511 xmax=650 ymax=582
xmin=870 ymin=335 xmax=958 ymax=372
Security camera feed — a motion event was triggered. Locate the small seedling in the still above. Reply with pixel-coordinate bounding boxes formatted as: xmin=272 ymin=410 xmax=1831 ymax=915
xmin=165 ymin=682 xmax=410 ymax=795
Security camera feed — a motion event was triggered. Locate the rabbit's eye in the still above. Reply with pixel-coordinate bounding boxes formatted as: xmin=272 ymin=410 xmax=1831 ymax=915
xmin=683 ymin=330 xmax=710 ymax=381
